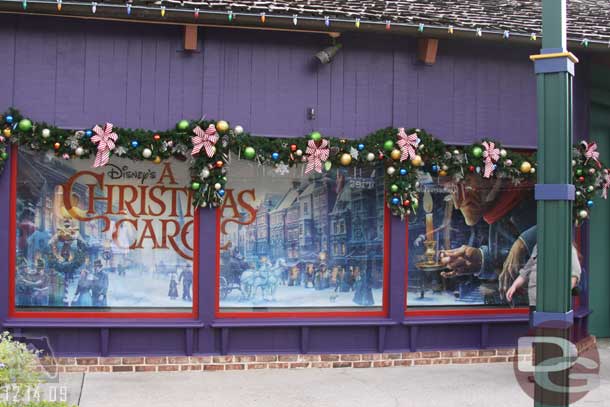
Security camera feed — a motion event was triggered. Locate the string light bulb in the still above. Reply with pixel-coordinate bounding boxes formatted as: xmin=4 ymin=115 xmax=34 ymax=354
xmin=582 ymin=38 xmax=589 ymax=47
xmin=126 ymin=2 xmax=131 ymax=15
xmin=22 ymin=0 xmax=26 ymax=10
xmin=160 ymin=5 xmax=166 ymax=17
xmin=418 ymin=23 xmax=424 ymax=33
xmin=530 ymin=32 xmax=537 ymax=41
xmin=194 ymin=8 xmax=199 ymax=18
xmin=503 ymin=30 xmax=510 ymax=39
xmin=385 ymin=20 xmax=391 ymax=30
xmin=355 ymin=18 xmax=360 ymax=28
xmin=91 ymin=1 xmax=97 ymax=14
xmin=293 ymin=14 xmax=297 ymax=26
xmin=476 ymin=28 xmax=482 ymax=37
xmin=448 ymin=25 xmax=454 ymax=34
xmin=324 ymin=16 xmax=330 ymax=27
xmin=260 ymin=12 xmax=266 ymax=23
xmin=228 ymin=10 xmax=233 ymax=22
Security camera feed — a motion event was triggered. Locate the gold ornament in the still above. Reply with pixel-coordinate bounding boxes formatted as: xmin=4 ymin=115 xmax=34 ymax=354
xmin=2 ymin=128 xmax=11 ymax=138
xmin=439 ymin=170 xmax=447 ymax=177
xmin=153 ymin=156 xmax=162 ymax=164
xmin=340 ymin=153 xmax=352 ymax=166
xmin=520 ymin=161 xmax=532 ymax=174
xmin=390 ymin=149 xmax=402 ymax=160
xmin=216 ymin=120 xmax=230 ymax=133
xmin=411 ymin=155 xmax=423 ymax=167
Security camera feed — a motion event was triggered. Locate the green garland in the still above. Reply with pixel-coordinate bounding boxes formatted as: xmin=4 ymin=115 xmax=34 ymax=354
xmin=0 ymin=108 xmax=606 ymax=224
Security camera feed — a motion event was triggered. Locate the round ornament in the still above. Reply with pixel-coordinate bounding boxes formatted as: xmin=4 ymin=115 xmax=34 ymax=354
xmin=383 ymin=140 xmax=395 ymax=152
xmin=589 ymin=168 xmax=596 ymax=175
xmin=53 ymin=142 xmax=61 ymax=150
xmin=4 ymin=115 xmax=13 ymax=124
xmin=3 ymin=128 xmax=11 ymax=138
xmin=390 ymin=149 xmax=401 ymax=160
xmin=0 ymin=151 xmax=8 ymax=160
xmin=191 ymin=182 xmax=201 ymax=191
xmin=296 ymin=149 xmax=303 ymax=157
xmin=587 ymin=200 xmax=594 ymax=208
xmin=201 ymin=168 xmax=210 ymax=178
xmin=403 ymin=200 xmax=410 ymax=207
xmin=214 ymin=183 xmax=222 ymax=190
xmin=243 ymin=147 xmax=256 ymax=159
xmin=411 ymin=155 xmax=423 ymax=167
xmin=366 ymin=152 xmax=375 ymax=162
xmin=391 ymin=197 xmax=400 ymax=205
xmin=587 ymin=185 xmax=595 ymax=192
xmin=131 ymin=140 xmax=139 ymax=148
xmin=290 ymin=144 xmax=297 ymax=152
xmin=177 ymin=120 xmax=190 ymax=131
xmin=142 ymin=148 xmax=153 ymax=158
xmin=218 ymin=189 xmax=226 ymax=197
xmin=340 ymin=153 xmax=352 ymax=166
xmin=387 ymin=166 xmax=396 ymax=176
xmin=324 ymin=161 xmax=332 ymax=171
xmin=472 ymin=146 xmax=483 ymax=158
xmin=579 ymin=210 xmax=589 ymax=219
xmin=431 ymin=165 xmax=439 ymax=173
xmin=310 ymin=131 xmax=322 ymax=142
xmin=357 ymin=143 xmax=365 ymax=151
xmin=272 ymin=152 xmax=280 ymax=161
xmin=41 ymin=128 xmax=51 ymax=139
xmin=530 ymin=168 xmax=536 ymax=174
xmin=576 ymin=169 xmax=583 ymax=176
xmin=439 ymin=170 xmax=447 ymax=177
xmin=75 ymin=147 xmax=85 ymax=157
xmin=441 ymin=165 xmax=448 ymax=171
xmin=453 ymin=149 xmax=460 ymax=155
xmin=234 ymin=125 xmax=244 ymax=135
xmin=500 ymin=149 xmax=507 ymax=158
xmin=520 ymin=161 xmax=532 ymax=174
xmin=505 ymin=159 xmax=513 ymax=167
xmin=216 ymin=120 xmax=230 ymax=133
xmin=18 ymin=119 xmax=32 ymax=132
xmin=85 ymin=129 xmax=93 ymax=138
xmin=576 ymin=191 xmax=582 ymax=197
xmin=216 ymin=160 xmax=224 ymax=168
xmin=468 ymin=165 xmax=475 ymax=173
xmin=579 ymin=176 xmax=585 ymax=183
xmin=153 ymin=156 xmax=162 ymax=164
xmin=399 ymin=168 xmax=408 ymax=176
xmin=153 ymin=134 xmax=161 ymax=141
xmin=390 ymin=184 xmax=399 ymax=193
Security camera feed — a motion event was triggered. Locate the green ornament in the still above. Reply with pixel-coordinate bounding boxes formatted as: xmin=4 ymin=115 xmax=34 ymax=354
xmin=576 ymin=169 xmax=583 ymax=176
xmin=390 ymin=184 xmax=399 ymax=193
xmin=0 ymin=151 xmax=7 ymax=160
xmin=324 ymin=161 xmax=332 ymax=171
xmin=310 ymin=131 xmax=322 ymax=142
xmin=191 ymin=181 xmax=201 ymax=191
xmin=383 ymin=140 xmax=394 ymax=152
xmin=472 ymin=146 xmax=483 ymax=158
xmin=18 ymin=119 xmax=32 ymax=132
xmin=177 ymin=120 xmax=190 ymax=131
xmin=243 ymin=146 xmax=256 ymax=159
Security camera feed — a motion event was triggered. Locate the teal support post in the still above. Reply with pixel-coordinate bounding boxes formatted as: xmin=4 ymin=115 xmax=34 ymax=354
xmin=532 ymin=0 xmax=578 ymax=406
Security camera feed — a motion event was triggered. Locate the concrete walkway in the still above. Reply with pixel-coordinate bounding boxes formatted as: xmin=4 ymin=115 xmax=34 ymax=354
xmin=50 ymin=339 xmax=610 ymax=407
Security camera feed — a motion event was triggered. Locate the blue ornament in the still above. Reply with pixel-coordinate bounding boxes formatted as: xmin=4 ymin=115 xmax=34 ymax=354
xmin=587 ymin=200 xmax=594 ymax=208
xmin=391 ymin=197 xmax=400 ymax=205
xmin=5 ymin=115 xmax=13 ymax=124
xmin=357 ymin=143 xmax=365 ymax=151
xmin=218 ymin=189 xmax=226 ymax=197
xmin=399 ymin=168 xmax=408 ymax=176
xmin=431 ymin=165 xmax=439 ymax=173
xmin=272 ymin=152 xmax=280 ymax=160
xmin=85 ymin=129 xmax=93 ymax=137
xmin=131 ymin=140 xmax=139 ymax=148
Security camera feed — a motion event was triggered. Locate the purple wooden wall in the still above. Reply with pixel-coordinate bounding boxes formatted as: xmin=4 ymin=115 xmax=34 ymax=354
xmin=0 ymin=14 xmax=591 ymax=356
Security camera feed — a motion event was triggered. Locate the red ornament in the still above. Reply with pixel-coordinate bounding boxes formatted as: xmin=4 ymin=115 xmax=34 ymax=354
xmin=403 ymin=200 xmax=410 ymax=207
xmin=153 ymin=134 xmax=161 ymax=141
xmin=216 ymin=160 xmax=224 ymax=168
xmin=469 ymin=165 xmax=475 ymax=173
xmin=378 ymin=152 xmax=384 ymax=160
xmin=579 ymin=176 xmax=585 ymax=183
xmin=53 ymin=142 xmax=61 ymax=150
xmin=290 ymin=144 xmax=297 ymax=152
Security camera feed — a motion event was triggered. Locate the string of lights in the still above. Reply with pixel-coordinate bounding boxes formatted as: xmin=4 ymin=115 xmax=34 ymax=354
xmin=1 ymin=0 xmax=606 ymax=47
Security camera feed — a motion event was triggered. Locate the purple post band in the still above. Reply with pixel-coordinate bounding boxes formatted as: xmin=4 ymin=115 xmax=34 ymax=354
xmin=532 ymin=310 xmax=574 ymax=329
xmin=535 ymin=184 xmax=575 ymax=201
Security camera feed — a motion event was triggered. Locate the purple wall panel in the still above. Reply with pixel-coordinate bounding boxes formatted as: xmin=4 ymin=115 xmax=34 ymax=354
xmin=0 ymin=14 xmax=593 ymax=356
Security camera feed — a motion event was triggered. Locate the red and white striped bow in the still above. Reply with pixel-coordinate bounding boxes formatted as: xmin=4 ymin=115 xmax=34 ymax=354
xmin=584 ymin=141 xmax=602 ymax=168
xmin=602 ymin=169 xmax=610 ymax=200
xmin=482 ymin=141 xmax=500 ymax=178
xmin=191 ymin=124 xmax=219 ymax=158
xmin=91 ymin=123 xmax=118 ymax=167
xmin=305 ymin=139 xmax=329 ymax=174
xmin=396 ymin=128 xmax=420 ymax=162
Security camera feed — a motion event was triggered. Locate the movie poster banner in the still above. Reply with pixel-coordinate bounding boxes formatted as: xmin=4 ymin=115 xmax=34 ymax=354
xmin=14 ymin=148 xmax=196 ymax=313
xmin=219 ymin=157 xmax=386 ymax=312
xmin=406 ymin=173 xmax=535 ymax=308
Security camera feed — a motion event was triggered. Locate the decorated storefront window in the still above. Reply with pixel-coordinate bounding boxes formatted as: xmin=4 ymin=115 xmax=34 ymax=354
xmin=407 ymin=173 xmax=535 ymax=308
xmin=218 ymin=158 xmax=386 ymax=313
xmin=12 ymin=148 xmax=197 ymax=315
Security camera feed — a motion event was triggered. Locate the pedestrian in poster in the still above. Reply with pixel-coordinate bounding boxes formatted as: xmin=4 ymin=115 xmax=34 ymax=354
xmin=168 ymin=273 xmax=179 ymax=300
xmin=73 ymin=269 xmax=93 ymax=307
xmin=179 ymin=268 xmax=193 ymax=301
xmin=91 ymin=259 xmax=109 ymax=307
xmin=353 ymin=267 xmax=374 ymax=306
xmin=28 ymin=259 xmax=50 ymax=307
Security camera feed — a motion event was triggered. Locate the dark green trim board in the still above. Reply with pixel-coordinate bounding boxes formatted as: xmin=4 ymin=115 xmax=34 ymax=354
xmin=589 ymin=69 xmax=610 ymax=337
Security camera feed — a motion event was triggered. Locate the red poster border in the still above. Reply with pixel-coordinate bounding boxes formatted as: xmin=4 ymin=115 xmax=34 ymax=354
xmin=8 ymin=146 xmax=199 ymax=319
xmin=215 ymin=201 xmax=391 ymax=319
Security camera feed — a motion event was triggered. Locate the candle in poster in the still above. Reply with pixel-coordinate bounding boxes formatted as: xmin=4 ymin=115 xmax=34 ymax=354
xmin=14 ymin=148 xmax=195 ymax=311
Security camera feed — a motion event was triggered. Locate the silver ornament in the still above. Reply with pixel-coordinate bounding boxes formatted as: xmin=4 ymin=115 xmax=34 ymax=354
xmin=200 ymin=168 xmax=210 ymax=179
xmin=500 ymin=149 xmax=507 ymax=158
xmin=142 ymin=148 xmax=153 ymax=158
xmin=234 ymin=125 xmax=244 ymax=135
xmin=75 ymin=147 xmax=85 ymax=157
xmin=214 ymin=183 xmax=222 ymax=190
xmin=296 ymin=149 xmax=303 ymax=157
xmin=41 ymin=128 xmax=51 ymax=139
xmin=387 ymin=166 xmax=396 ymax=175
xmin=579 ymin=210 xmax=588 ymax=219
xmin=366 ymin=152 xmax=375 ymax=162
